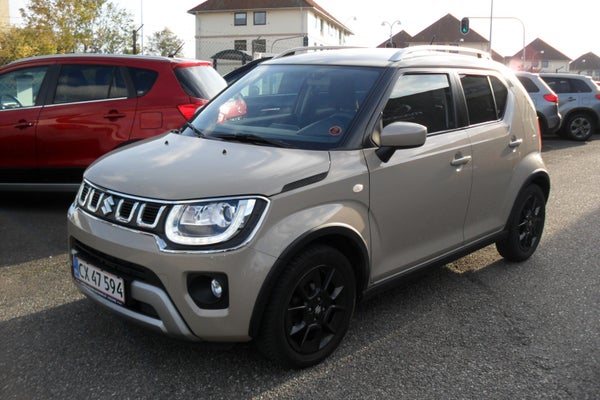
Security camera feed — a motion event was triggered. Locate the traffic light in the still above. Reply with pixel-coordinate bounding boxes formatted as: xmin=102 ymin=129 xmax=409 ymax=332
xmin=460 ymin=17 xmax=470 ymax=35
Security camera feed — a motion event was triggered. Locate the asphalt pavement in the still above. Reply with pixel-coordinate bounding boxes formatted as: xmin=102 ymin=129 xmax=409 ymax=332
xmin=0 ymin=136 xmax=598 ymax=399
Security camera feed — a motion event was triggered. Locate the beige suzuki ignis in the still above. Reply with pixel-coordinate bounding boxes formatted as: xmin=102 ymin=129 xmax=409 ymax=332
xmin=68 ymin=46 xmax=550 ymax=368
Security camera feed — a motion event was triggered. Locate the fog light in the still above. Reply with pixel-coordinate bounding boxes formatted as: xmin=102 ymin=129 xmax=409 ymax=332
xmin=187 ymin=273 xmax=229 ymax=309
xmin=211 ymin=279 xmax=223 ymax=298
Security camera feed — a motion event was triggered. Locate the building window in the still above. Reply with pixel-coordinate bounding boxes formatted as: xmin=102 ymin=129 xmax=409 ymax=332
xmin=252 ymin=39 xmax=266 ymax=53
xmin=254 ymin=11 xmax=266 ymax=25
xmin=234 ymin=12 xmax=247 ymax=26
xmin=234 ymin=40 xmax=247 ymax=51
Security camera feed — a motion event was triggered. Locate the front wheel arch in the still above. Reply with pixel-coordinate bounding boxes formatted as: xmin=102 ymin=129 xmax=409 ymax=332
xmin=248 ymin=227 xmax=369 ymax=340
xmin=255 ymin=244 xmax=357 ymax=368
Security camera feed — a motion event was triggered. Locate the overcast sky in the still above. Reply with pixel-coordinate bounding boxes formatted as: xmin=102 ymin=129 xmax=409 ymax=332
xmin=8 ymin=0 xmax=600 ymax=60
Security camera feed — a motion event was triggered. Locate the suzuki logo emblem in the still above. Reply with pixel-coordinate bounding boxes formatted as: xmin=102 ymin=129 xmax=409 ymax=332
xmin=101 ymin=195 xmax=115 ymax=215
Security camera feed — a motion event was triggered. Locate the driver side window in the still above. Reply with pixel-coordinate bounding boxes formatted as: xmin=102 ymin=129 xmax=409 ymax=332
xmin=0 ymin=66 xmax=48 ymax=110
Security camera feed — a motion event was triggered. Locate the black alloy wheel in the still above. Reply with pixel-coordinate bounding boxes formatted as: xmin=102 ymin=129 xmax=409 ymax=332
xmin=257 ymin=245 xmax=356 ymax=368
xmin=497 ymin=184 xmax=546 ymax=262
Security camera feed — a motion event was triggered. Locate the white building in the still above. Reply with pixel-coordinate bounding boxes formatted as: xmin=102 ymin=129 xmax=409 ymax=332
xmin=188 ymin=0 xmax=352 ymax=74
xmin=0 ymin=0 xmax=10 ymax=31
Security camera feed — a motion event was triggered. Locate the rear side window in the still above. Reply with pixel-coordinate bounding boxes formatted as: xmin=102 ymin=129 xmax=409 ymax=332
xmin=174 ymin=66 xmax=226 ymax=100
xmin=543 ymin=77 xmax=591 ymax=94
xmin=53 ymin=65 xmax=127 ymax=104
xmin=461 ymin=74 xmax=507 ymax=124
xmin=0 ymin=66 xmax=48 ymax=109
xmin=127 ymin=67 xmax=159 ymax=97
xmin=517 ymin=76 xmax=539 ymax=93
xmin=383 ymin=73 xmax=455 ymax=134
xmin=570 ymin=79 xmax=592 ymax=93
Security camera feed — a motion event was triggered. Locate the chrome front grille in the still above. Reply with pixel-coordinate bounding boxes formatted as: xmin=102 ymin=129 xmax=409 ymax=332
xmin=76 ymin=181 xmax=167 ymax=232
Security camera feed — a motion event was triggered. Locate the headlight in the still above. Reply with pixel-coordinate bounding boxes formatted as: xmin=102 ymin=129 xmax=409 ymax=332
xmin=165 ymin=198 xmax=257 ymax=246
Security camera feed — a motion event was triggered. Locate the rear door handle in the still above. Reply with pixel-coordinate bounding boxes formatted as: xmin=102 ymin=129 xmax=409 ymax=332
xmin=14 ymin=119 xmax=34 ymax=129
xmin=450 ymin=153 xmax=472 ymax=166
xmin=509 ymin=138 xmax=523 ymax=148
xmin=103 ymin=110 xmax=127 ymax=120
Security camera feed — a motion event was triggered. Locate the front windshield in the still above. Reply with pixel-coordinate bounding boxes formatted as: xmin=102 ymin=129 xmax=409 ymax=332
xmin=185 ymin=64 xmax=382 ymax=150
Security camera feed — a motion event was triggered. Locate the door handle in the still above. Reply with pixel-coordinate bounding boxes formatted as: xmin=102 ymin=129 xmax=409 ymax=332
xmin=103 ymin=111 xmax=127 ymax=120
xmin=450 ymin=154 xmax=472 ymax=166
xmin=509 ymin=138 xmax=523 ymax=148
xmin=14 ymin=119 xmax=34 ymax=129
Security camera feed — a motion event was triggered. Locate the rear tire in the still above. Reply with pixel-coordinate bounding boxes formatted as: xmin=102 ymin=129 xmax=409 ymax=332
xmin=496 ymin=185 xmax=546 ymax=262
xmin=562 ymin=113 xmax=595 ymax=141
xmin=256 ymin=245 xmax=356 ymax=368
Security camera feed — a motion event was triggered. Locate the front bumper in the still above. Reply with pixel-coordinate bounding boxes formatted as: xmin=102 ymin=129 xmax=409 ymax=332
xmin=74 ymin=277 xmax=198 ymax=340
xmin=67 ymin=203 xmax=278 ymax=342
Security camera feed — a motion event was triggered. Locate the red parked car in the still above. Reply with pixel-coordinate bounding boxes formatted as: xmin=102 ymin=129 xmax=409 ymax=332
xmin=0 ymin=54 xmax=226 ymax=190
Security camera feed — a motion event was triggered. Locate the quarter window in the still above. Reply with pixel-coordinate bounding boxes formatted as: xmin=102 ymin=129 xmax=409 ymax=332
xmin=127 ymin=67 xmax=159 ymax=97
xmin=0 ymin=66 xmax=48 ymax=109
xmin=517 ymin=76 xmax=539 ymax=93
xmin=234 ymin=12 xmax=247 ymax=26
xmin=254 ymin=11 xmax=266 ymax=25
xmin=383 ymin=74 xmax=455 ymax=134
xmin=490 ymin=76 xmax=508 ymax=119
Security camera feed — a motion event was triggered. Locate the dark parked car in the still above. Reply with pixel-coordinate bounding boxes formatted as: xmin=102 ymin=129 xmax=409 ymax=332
xmin=516 ymin=71 xmax=562 ymax=136
xmin=0 ymin=54 xmax=226 ymax=190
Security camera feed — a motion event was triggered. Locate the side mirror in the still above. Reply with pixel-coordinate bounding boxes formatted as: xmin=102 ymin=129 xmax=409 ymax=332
xmin=376 ymin=121 xmax=427 ymax=162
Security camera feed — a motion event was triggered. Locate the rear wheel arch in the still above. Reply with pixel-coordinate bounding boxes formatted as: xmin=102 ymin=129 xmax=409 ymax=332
xmin=248 ymin=226 xmax=369 ymax=339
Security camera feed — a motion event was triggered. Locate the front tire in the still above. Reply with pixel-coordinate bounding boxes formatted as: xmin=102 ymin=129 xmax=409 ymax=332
xmin=496 ymin=185 xmax=546 ymax=262
xmin=256 ymin=245 xmax=356 ymax=368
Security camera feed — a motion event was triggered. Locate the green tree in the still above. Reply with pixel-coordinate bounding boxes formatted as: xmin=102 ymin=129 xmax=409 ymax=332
xmin=146 ymin=28 xmax=185 ymax=57
xmin=0 ymin=25 xmax=56 ymax=63
xmin=0 ymin=0 xmax=134 ymax=63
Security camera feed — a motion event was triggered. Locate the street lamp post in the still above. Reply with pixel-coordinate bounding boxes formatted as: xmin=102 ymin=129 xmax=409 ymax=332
xmin=381 ymin=20 xmax=401 ymax=48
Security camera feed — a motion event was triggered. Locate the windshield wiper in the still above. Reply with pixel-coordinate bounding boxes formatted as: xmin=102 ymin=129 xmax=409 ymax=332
xmin=211 ymin=132 xmax=292 ymax=148
xmin=182 ymin=121 xmax=205 ymax=138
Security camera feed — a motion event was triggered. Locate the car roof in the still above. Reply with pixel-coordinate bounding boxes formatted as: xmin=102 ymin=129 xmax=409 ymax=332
xmin=538 ymin=72 xmax=593 ymax=80
xmin=1 ymin=53 xmax=212 ymax=69
xmin=265 ymin=46 xmax=504 ymax=71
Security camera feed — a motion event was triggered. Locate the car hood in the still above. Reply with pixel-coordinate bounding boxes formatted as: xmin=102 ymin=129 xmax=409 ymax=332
xmin=84 ymin=132 xmax=330 ymax=199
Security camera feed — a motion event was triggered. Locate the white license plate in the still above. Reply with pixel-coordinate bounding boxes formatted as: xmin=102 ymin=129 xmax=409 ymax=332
xmin=73 ymin=256 xmax=125 ymax=304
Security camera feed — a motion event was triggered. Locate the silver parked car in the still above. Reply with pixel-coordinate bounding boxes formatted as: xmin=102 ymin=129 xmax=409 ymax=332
xmin=68 ymin=46 xmax=550 ymax=368
xmin=516 ymin=71 xmax=562 ymax=136
xmin=539 ymin=72 xmax=600 ymax=141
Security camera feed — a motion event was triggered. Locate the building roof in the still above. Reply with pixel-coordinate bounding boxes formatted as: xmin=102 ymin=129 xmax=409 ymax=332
xmin=411 ymin=14 xmax=488 ymax=45
xmin=375 ymin=14 xmax=504 ymax=62
xmin=188 ymin=0 xmax=349 ymax=32
xmin=511 ymin=38 xmax=571 ymax=61
xmin=570 ymin=52 xmax=600 ymax=71
xmin=377 ymin=30 xmax=412 ymax=48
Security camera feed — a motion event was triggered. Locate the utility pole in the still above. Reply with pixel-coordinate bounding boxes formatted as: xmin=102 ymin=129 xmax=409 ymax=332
xmin=132 ymin=25 xmax=143 ymax=54
xmin=489 ymin=0 xmax=494 ymax=53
